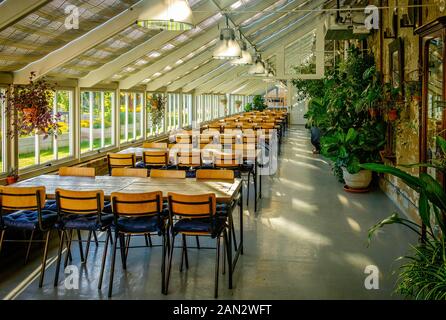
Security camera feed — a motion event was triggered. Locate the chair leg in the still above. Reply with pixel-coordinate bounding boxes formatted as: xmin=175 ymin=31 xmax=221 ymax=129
xmin=38 ymin=230 xmax=51 ymax=288
xmin=0 ymin=229 xmax=5 ymax=256
xmin=108 ymin=231 xmax=119 ymax=298
xmin=77 ymin=230 xmax=85 ymax=263
xmin=125 ymin=234 xmax=131 ymax=259
xmin=222 ymin=237 xmax=226 ymax=275
xmin=93 ymin=230 xmax=99 ymax=246
xmin=64 ymin=230 xmax=73 ymax=269
xmin=84 ymin=231 xmax=92 ymax=264
xmin=98 ymin=229 xmax=111 ymax=290
xmin=247 ymin=170 xmax=251 ymax=206
xmin=54 ymin=230 xmax=66 ymax=287
xmin=214 ymin=234 xmax=221 ymax=299
xmin=119 ymin=234 xmax=127 ymax=270
xmin=231 ymin=219 xmax=238 ymax=252
xmin=148 ymin=234 xmax=153 ymax=247
xmin=180 ymin=234 xmax=189 ymax=272
xmin=165 ymin=234 xmax=176 ymax=294
xmin=161 ymin=233 xmax=166 ymax=294
xmin=144 ymin=234 xmax=149 ymax=247
xmin=24 ymin=229 xmax=35 ymax=265
xmin=195 ymin=235 xmax=200 ymax=249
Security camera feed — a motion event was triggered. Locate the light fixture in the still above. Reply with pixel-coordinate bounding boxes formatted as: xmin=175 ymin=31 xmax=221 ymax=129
xmin=136 ymin=0 xmax=194 ymax=31
xmin=231 ymin=32 xmax=253 ymax=65
xmin=213 ymin=16 xmax=241 ymax=60
xmin=248 ymin=54 xmax=266 ymax=75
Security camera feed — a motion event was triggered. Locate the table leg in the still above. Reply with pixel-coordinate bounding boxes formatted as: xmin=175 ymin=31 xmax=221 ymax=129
xmin=254 ymin=160 xmax=258 ymax=213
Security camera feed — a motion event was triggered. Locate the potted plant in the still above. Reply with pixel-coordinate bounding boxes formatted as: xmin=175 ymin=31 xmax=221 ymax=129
xmin=0 ymin=72 xmax=61 ymax=139
xmin=6 ymin=167 xmax=18 ymax=185
xmin=355 ymin=66 xmax=384 ymax=118
xmin=235 ymin=100 xmax=242 ymax=110
xmin=244 ymin=102 xmax=252 ymax=112
xmin=251 ymin=95 xmax=267 ymax=111
xmin=148 ymin=93 xmax=166 ymax=131
xmin=382 ymin=83 xmax=404 ymax=122
xmin=322 ymin=125 xmax=386 ymax=190
xmin=361 ymin=145 xmax=446 ymax=299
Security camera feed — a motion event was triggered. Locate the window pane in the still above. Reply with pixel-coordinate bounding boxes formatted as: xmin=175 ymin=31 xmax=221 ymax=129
xmin=57 ymin=91 xmax=72 ymax=160
xmin=18 ymin=133 xmax=36 ymax=169
xmin=81 ymin=90 xmax=115 ymax=154
xmin=0 ymin=87 xmax=4 ymax=172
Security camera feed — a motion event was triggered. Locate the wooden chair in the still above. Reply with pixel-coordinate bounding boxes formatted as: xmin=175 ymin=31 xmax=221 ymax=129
xmin=196 ymin=169 xmax=234 ymax=180
xmin=111 ymin=168 xmax=148 ymax=178
xmin=176 ymin=134 xmax=192 ymax=145
xmin=214 ymin=152 xmax=242 ymax=170
xmin=176 ymin=149 xmax=201 ymax=169
xmin=107 ymin=153 xmax=136 ymax=175
xmin=59 ymin=167 xmax=95 ymax=177
xmin=150 ymin=169 xmax=186 ymax=179
xmin=0 ymin=186 xmax=55 ymax=287
xmin=165 ymin=192 xmax=230 ymax=298
xmin=143 ymin=150 xmax=169 ymax=168
xmin=106 ymin=191 xmax=166 ymax=296
xmin=143 ymin=142 xmax=168 ymax=149
xmin=53 ymin=189 xmax=113 ymax=289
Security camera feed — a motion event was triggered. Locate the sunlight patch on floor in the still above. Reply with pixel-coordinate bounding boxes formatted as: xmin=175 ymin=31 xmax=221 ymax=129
xmin=261 ymin=216 xmax=333 ymax=246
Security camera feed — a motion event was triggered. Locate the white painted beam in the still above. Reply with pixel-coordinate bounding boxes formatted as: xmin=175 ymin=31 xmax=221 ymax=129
xmin=79 ymin=0 xmax=218 ymax=88
xmin=167 ymin=60 xmax=225 ymax=92
xmin=146 ymin=50 xmax=212 ymax=91
xmin=13 ymin=1 xmax=154 ymax=84
xmin=120 ymin=26 xmax=219 ymax=90
xmin=182 ymin=63 xmax=235 ymax=93
xmin=0 ymin=0 xmax=50 ymax=31
xmin=195 ymin=66 xmax=248 ymax=94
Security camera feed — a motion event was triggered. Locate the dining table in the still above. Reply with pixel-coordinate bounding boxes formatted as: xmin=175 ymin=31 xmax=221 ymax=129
xmin=13 ymin=174 xmax=245 ymax=287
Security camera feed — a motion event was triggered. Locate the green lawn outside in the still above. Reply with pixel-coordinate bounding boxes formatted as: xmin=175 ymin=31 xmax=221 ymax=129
xmin=19 ymin=138 xmax=113 ymax=169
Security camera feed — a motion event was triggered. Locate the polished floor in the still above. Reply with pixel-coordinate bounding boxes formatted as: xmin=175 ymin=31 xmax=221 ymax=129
xmin=0 ymin=126 xmax=415 ymax=300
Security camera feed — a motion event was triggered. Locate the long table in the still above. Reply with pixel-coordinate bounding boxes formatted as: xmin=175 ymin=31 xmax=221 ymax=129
xmin=118 ymin=146 xmax=263 ymax=212
xmin=14 ymin=175 xmax=244 ymax=287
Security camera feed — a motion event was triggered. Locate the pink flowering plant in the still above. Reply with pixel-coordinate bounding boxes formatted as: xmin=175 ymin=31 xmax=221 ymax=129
xmin=0 ymin=72 xmax=61 ymax=139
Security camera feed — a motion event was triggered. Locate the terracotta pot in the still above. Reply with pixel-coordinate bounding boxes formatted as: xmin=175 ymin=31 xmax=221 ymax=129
xmin=6 ymin=176 xmax=18 ymax=185
xmin=387 ymin=109 xmax=398 ymax=122
xmin=342 ymin=168 xmax=372 ymax=190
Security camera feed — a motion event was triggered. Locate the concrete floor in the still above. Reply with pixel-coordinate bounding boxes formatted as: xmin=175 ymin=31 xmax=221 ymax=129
xmin=0 ymin=126 xmax=415 ymax=300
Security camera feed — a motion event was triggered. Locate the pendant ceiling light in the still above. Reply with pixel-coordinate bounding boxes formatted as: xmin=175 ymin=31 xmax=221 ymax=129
xmin=213 ymin=16 xmax=241 ymax=60
xmin=248 ymin=54 xmax=266 ymax=75
xmin=231 ymin=32 xmax=253 ymax=65
xmin=137 ymin=0 xmax=194 ymax=31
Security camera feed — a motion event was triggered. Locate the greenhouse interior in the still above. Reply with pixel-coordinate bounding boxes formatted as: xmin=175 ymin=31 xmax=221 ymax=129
xmin=0 ymin=0 xmax=445 ymax=303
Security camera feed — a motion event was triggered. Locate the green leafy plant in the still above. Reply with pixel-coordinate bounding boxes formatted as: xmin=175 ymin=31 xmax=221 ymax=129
xmin=251 ymin=95 xmax=267 ymax=111
xmin=244 ymin=103 xmax=252 ymax=112
xmin=0 ymin=72 xmax=61 ymax=139
xmin=147 ymin=93 xmax=166 ymax=129
xmin=322 ymin=124 xmax=385 ymax=181
xmin=361 ymin=159 xmax=446 ymax=299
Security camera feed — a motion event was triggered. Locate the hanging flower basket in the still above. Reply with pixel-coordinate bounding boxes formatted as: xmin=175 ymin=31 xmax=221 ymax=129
xmin=148 ymin=94 xmax=166 ymax=129
xmin=0 ymin=72 xmax=61 ymax=139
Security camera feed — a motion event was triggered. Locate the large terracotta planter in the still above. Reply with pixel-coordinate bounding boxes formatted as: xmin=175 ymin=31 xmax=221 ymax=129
xmin=342 ymin=168 xmax=372 ymax=190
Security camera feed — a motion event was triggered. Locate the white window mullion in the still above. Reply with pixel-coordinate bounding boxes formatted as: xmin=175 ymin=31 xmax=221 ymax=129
xmin=132 ymin=93 xmax=137 ymax=141
xmin=89 ymin=92 xmax=94 ymax=151
xmin=34 ymin=134 xmax=39 ymax=165
xmin=53 ymin=91 xmax=58 ymax=161
xmin=125 ymin=93 xmax=129 ymax=142
xmin=101 ymin=91 xmax=105 ymax=148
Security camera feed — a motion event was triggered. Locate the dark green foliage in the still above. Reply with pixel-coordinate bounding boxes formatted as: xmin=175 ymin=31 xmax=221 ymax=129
xmin=252 ymin=95 xmax=267 ymax=111
xmin=362 ymin=162 xmax=446 ymax=299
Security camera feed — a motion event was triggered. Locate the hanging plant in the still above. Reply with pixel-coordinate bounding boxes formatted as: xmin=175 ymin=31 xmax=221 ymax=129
xmin=148 ymin=93 xmax=166 ymax=129
xmin=0 ymin=72 xmax=61 ymax=139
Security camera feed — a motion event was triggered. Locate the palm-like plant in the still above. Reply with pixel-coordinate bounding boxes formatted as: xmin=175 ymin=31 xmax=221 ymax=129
xmin=361 ymin=138 xmax=446 ymax=299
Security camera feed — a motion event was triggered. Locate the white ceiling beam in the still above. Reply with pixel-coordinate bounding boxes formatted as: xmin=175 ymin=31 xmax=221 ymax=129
xmin=215 ymin=77 xmax=251 ymax=94
xmin=232 ymin=80 xmax=261 ymax=94
xmin=13 ymin=0 xmax=156 ymax=84
xmin=0 ymin=0 xmax=50 ymax=31
xmin=181 ymin=63 xmax=235 ymax=93
xmin=120 ymin=25 xmax=219 ymax=90
xmin=118 ymin=0 xmax=282 ymax=88
xmin=146 ymin=50 xmax=212 ymax=91
xmin=79 ymin=0 xmax=218 ymax=88
xmin=167 ymin=60 xmax=226 ymax=92
xmin=196 ymin=65 xmax=248 ymax=94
